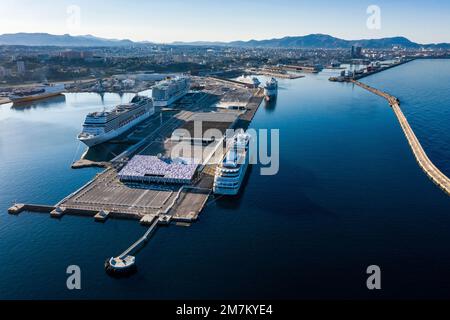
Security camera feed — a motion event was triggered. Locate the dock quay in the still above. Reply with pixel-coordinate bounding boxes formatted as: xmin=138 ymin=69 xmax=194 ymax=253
xmin=352 ymin=59 xmax=413 ymax=81
xmin=71 ymin=159 xmax=110 ymax=169
xmin=235 ymin=88 xmax=265 ymax=124
xmin=249 ymin=68 xmax=305 ymax=79
xmin=12 ymin=81 xmax=264 ymax=221
xmin=105 ymin=217 xmax=160 ymax=274
xmin=119 ymin=217 xmax=159 ymax=259
xmin=9 ymin=75 xmax=266 ymax=273
xmin=50 ymin=206 xmax=67 ymax=218
xmin=0 ymin=97 xmax=11 ymax=105
xmin=8 ymin=203 xmax=55 ymax=215
xmin=276 ymin=65 xmax=320 ymax=74
xmin=352 ymin=80 xmax=450 ymax=196
xmin=94 ymin=210 xmax=110 ymax=222
xmin=8 ymin=203 xmax=27 ymax=214
xmin=329 ymin=59 xmax=414 ymax=82
xmin=140 ymin=214 xmax=158 ymax=225
xmin=210 ymin=76 xmax=255 ymax=88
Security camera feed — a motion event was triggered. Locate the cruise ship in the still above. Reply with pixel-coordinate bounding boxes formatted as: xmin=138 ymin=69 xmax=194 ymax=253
xmin=78 ymin=96 xmax=154 ymax=147
xmin=152 ymin=76 xmax=191 ymax=107
xmin=263 ymin=78 xmax=278 ymax=101
xmin=9 ymin=83 xmax=65 ymax=103
xmin=213 ymin=132 xmax=251 ymax=195
xmin=237 ymin=75 xmax=261 ymax=88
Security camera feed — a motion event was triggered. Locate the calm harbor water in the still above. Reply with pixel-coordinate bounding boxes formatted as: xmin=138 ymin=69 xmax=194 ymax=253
xmin=1 ymin=59 xmax=450 ymax=299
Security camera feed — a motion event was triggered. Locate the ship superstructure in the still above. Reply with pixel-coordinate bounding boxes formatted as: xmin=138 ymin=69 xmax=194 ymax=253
xmin=152 ymin=76 xmax=191 ymax=107
xmin=237 ymin=75 xmax=261 ymax=88
xmin=263 ymin=78 xmax=278 ymax=101
xmin=78 ymin=96 xmax=154 ymax=147
xmin=9 ymin=83 xmax=65 ymax=103
xmin=213 ymin=132 xmax=251 ymax=195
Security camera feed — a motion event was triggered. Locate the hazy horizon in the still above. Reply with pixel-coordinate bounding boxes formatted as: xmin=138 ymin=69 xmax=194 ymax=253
xmin=1 ymin=0 xmax=450 ymax=44
xmin=2 ymin=31 xmax=449 ymax=46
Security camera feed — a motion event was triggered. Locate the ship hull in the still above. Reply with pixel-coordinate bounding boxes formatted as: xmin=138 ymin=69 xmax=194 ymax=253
xmin=10 ymin=92 xmax=64 ymax=104
xmin=264 ymin=90 xmax=278 ymax=101
xmin=264 ymin=87 xmax=278 ymax=101
xmin=213 ymin=186 xmax=240 ymax=196
xmin=9 ymin=84 xmax=65 ymax=104
xmin=213 ymin=161 xmax=249 ymax=195
xmin=79 ymin=110 xmax=154 ymax=147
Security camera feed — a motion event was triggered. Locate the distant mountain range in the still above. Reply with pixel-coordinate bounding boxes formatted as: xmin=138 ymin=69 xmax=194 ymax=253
xmin=180 ymin=34 xmax=450 ymax=49
xmin=1 ymin=32 xmax=449 ymax=49
xmin=0 ymin=33 xmax=138 ymax=47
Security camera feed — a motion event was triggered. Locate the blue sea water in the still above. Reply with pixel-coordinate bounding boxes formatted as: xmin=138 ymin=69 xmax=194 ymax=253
xmin=1 ymin=59 xmax=450 ymax=299
xmin=362 ymin=59 xmax=450 ymax=176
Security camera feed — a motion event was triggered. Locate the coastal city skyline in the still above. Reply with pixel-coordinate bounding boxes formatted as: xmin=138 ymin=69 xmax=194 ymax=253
xmin=1 ymin=0 xmax=450 ymax=44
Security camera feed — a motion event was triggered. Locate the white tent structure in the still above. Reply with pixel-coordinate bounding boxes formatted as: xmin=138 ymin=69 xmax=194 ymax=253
xmin=118 ymin=155 xmax=198 ymax=185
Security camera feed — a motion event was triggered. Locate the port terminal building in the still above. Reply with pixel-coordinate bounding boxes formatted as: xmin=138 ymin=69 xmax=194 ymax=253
xmin=118 ymin=155 xmax=199 ymax=185
xmin=173 ymin=112 xmax=239 ymax=145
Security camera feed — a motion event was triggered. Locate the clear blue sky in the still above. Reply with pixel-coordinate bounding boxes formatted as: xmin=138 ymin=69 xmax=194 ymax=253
xmin=1 ymin=0 xmax=449 ymax=43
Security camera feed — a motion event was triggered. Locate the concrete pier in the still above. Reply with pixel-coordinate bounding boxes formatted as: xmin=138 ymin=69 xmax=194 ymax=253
xmin=234 ymin=88 xmax=264 ymax=126
xmin=211 ymin=77 xmax=256 ymax=88
xmin=72 ymin=159 xmax=109 ymax=169
xmin=249 ymin=68 xmax=305 ymax=79
xmin=119 ymin=218 xmax=160 ymax=259
xmin=50 ymin=206 xmax=67 ymax=218
xmin=0 ymin=97 xmax=11 ymax=105
xmin=140 ymin=214 xmax=158 ymax=225
xmin=9 ymin=77 xmax=266 ymax=272
xmin=352 ymin=59 xmax=413 ymax=81
xmin=8 ymin=203 xmax=55 ymax=215
xmin=94 ymin=210 xmax=110 ymax=222
xmin=8 ymin=204 xmax=26 ymax=215
xmin=352 ymin=80 xmax=450 ymax=196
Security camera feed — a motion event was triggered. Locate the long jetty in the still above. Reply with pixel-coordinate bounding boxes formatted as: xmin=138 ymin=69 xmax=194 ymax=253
xmin=119 ymin=217 xmax=160 ymax=259
xmin=352 ymin=80 xmax=450 ymax=196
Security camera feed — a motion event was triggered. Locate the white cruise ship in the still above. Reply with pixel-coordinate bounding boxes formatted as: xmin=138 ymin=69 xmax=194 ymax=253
xmin=78 ymin=96 xmax=154 ymax=147
xmin=213 ymin=132 xmax=251 ymax=195
xmin=237 ymin=75 xmax=261 ymax=88
xmin=263 ymin=78 xmax=278 ymax=101
xmin=9 ymin=83 xmax=64 ymax=103
xmin=152 ymin=76 xmax=191 ymax=107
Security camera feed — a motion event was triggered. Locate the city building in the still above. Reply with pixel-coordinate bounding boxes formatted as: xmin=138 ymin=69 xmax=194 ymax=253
xmin=59 ymin=50 xmax=93 ymax=60
xmin=351 ymin=46 xmax=363 ymax=58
